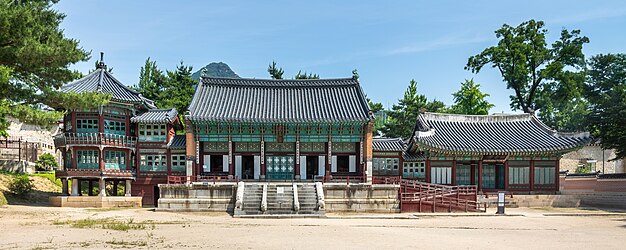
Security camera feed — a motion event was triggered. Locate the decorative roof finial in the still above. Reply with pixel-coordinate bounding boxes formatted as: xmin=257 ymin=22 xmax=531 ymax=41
xmin=97 ymin=51 xmax=107 ymax=70
xmin=200 ymin=68 xmax=208 ymax=78
xmin=352 ymin=69 xmax=359 ymax=80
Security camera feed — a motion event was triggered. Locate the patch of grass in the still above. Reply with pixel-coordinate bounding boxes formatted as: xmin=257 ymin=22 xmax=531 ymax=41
xmin=31 ymin=172 xmax=62 ymax=188
xmin=53 ymin=218 xmax=150 ymax=231
xmin=105 ymin=239 xmax=147 ymax=247
xmin=0 ymin=191 xmax=7 ymax=206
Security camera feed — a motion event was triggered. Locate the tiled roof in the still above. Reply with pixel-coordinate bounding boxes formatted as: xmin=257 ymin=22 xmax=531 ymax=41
xmin=131 ymin=108 xmax=178 ymax=124
xmin=403 ymin=150 xmax=426 ymax=161
xmin=187 ymin=77 xmax=372 ymax=123
xmin=411 ymin=112 xmax=592 ymax=155
xmin=169 ymin=135 xmax=186 ymax=149
xmin=373 ymin=138 xmax=405 ymax=151
xmin=61 ymin=68 xmax=156 ymax=108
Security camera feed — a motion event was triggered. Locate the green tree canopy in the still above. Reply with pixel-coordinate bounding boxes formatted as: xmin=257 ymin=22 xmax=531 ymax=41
xmin=0 ymin=0 xmax=109 ymax=136
xmin=367 ymin=99 xmax=384 ymax=136
xmin=382 ymin=79 xmax=446 ymax=139
xmin=133 ymin=59 xmax=195 ymax=127
xmin=268 ymin=61 xmax=284 ymax=79
xmin=585 ymin=53 xmax=626 ymax=160
xmin=465 ymin=20 xmax=589 ymax=126
xmin=450 ymin=79 xmax=494 ymax=115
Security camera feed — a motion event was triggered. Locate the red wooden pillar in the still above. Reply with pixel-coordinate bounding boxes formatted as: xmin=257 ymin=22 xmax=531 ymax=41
xmin=477 ymin=159 xmax=483 ymax=191
xmin=504 ymin=159 xmax=509 ymax=191
xmin=451 ymin=159 xmax=457 ymax=186
xmin=425 ymin=160 xmax=431 ymax=183
xmin=555 ymin=158 xmax=560 ymax=192
xmin=99 ymin=147 xmax=105 ymax=171
xmin=294 ymin=140 xmax=300 ymax=179
xmin=529 ymin=158 xmax=535 ymax=192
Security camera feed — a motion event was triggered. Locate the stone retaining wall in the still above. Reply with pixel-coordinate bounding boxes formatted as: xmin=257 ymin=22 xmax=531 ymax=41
xmin=323 ymin=184 xmax=400 ymax=213
xmin=157 ymin=183 xmax=237 ymax=212
xmin=49 ymin=196 xmax=142 ymax=208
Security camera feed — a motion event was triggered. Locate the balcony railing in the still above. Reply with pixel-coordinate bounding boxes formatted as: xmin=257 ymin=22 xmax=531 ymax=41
xmin=56 ymin=168 xmax=135 ymax=178
xmin=54 ymin=132 xmax=136 ymax=148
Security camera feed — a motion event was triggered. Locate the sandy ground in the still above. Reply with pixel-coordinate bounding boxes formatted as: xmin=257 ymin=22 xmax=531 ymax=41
xmin=0 ymin=205 xmax=624 ymax=250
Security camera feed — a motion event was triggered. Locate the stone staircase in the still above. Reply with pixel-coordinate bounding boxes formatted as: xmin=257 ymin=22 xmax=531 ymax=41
xmin=235 ymin=182 xmax=324 ymax=217
xmin=297 ymin=184 xmax=319 ymax=214
xmin=266 ymin=185 xmax=294 ymax=214
xmin=241 ymin=184 xmax=263 ymax=215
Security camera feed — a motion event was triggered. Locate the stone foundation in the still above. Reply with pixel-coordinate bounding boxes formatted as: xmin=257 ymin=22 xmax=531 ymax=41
xmin=157 ymin=183 xmax=237 ymax=212
xmin=49 ymin=196 xmax=142 ymax=208
xmin=323 ymin=183 xmax=400 ymax=213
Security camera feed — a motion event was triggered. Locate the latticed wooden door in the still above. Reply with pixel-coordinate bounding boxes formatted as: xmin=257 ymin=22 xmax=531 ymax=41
xmin=266 ymin=156 xmax=294 ymax=180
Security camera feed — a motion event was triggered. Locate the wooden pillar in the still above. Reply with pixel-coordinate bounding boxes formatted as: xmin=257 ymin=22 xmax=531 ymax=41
xmin=77 ymin=179 xmax=82 ymax=196
xmin=477 ymin=160 xmax=483 ymax=191
xmin=61 ymin=178 xmax=69 ymax=196
xmin=529 ymin=158 xmax=535 ymax=192
xmin=88 ymin=181 xmax=94 ymax=196
xmin=113 ymin=181 xmax=118 ymax=196
xmin=185 ymin=121 xmax=195 ymax=183
xmin=425 ymin=160 xmax=431 ymax=183
xmin=295 ymin=139 xmax=300 ymax=180
xmin=451 ymin=159 xmax=457 ymax=186
xmin=228 ymin=140 xmax=234 ymax=176
xmin=260 ymin=140 xmax=266 ymax=179
xmin=125 ymin=180 xmax=132 ymax=197
xmin=555 ymin=158 xmax=560 ymax=192
xmin=363 ymin=121 xmax=374 ymax=183
xmin=99 ymin=147 xmax=105 ymax=171
xmin=470 ymin=162 xmax=476 ymax=185
xmin=504 ymin=159 xmax=509 ymax=191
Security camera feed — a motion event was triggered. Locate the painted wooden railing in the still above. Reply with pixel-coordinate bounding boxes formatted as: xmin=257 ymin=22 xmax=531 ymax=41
xmin=399 ymin=179 xmax=481 ymax=212
xmin=54 ymin=132 xmax=137 ymax=148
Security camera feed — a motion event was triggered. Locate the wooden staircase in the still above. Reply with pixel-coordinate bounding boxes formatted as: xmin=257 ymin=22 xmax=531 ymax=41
xmin=398 ymin=179 xmax=483 ymax=213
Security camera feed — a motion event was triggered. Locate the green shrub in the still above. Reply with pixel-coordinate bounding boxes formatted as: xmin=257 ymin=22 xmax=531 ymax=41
xmin=36 ymin=153 xmax=58 ymax=171
xmin=8 ymin=175 xmax=33 ymax=196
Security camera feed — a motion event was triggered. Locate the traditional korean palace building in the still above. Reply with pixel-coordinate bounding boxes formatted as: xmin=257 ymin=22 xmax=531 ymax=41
xmin=54 ymin=60 xmax=185 ymax=206
xmin=53 ymin=59 xmax=592 ymax=207
xmin=183 ymin=77 xmax=374 ymax=183
xmin=371 ymin=113 xmax=591 ymax=192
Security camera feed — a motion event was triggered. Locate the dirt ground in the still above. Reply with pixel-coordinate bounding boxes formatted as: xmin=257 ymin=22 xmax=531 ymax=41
xmin=0 ymin=205 xmax=624 ymax=250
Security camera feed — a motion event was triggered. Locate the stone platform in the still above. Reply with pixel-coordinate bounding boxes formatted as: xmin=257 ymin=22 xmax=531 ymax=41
xmin=49 ymin=196 xmax=142 ymax=208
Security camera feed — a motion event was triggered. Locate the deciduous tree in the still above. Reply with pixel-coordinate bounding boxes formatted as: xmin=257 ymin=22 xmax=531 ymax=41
xmin=585 ymin=53 xmax=626 ymax=160
xmin=465 ymin=20 xmax=589 ymax=121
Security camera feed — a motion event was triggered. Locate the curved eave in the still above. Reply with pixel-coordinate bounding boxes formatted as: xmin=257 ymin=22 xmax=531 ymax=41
xmin=413 ymin=139 xmax=591 ymax=156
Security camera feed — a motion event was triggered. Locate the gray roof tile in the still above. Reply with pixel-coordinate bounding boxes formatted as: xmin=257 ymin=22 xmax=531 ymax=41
xmin=373 ymin=138 xmax=405 ymax=151
xmin=411 ymin=112 xmax=592 ymax=155
xmin=169 ymin=135 xmax=186 ymax=149
xmin=61 ymin=68 xmax=156 ymax=108
xmin=187 ymin=77 xmax=371 ymax=123
xmin=131 ymin=108 xmax=178 ymax=124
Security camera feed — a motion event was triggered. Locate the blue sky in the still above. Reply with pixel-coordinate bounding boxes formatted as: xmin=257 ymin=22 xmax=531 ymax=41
xmin=56 ymin=0 xmax=626 ymax=113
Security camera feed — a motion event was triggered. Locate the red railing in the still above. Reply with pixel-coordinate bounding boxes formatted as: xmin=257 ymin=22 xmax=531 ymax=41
xmin=372 ymin=176 xmax=401 ymax=184
xmin=322 ymin=175 xmax=366 ymax=184
xmin=167 ymin=175 xmax=239 ymax=184
xmin=54 ymin=132 xmax=136 ymax=148
xmin=399 ymin=179 xmax=481 ymax=212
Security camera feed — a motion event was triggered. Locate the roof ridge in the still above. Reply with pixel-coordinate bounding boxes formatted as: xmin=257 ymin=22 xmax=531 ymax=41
xmin=422 ymin=112 xmax=532 ymax=122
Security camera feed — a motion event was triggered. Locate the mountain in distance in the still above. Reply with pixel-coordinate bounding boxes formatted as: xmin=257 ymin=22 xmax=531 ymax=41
xmin=191 ymin=62 xmax=240 ymax=80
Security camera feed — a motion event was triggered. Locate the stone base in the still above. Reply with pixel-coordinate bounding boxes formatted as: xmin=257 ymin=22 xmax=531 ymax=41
xmin=157 ymin=183 xmax=237 ymax=212
xmin=49 ymin=196 xmax=142 ymax=208
xmin=324 ymin=183 xmax=400 ymax=213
